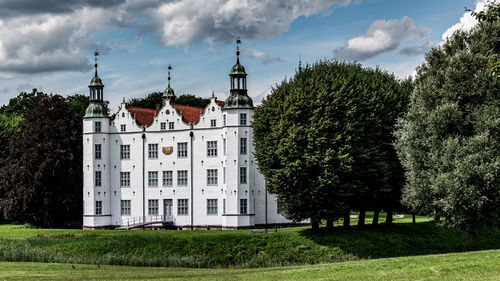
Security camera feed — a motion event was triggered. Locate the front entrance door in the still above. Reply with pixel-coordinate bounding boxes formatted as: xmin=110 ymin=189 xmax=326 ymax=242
xmin=164 ymin=199 xmax=173 ymax=217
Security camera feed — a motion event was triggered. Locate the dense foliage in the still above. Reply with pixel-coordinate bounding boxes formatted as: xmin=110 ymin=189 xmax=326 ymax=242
xmin=253 ymin=61 xmax=411 ymax=229
xmin=127 ymin=92 xmax=211 ymax=109
xmin=0 ymin=95 xmax=83 ymax=227
xmin=394 ymin=3 xmax=500 ymax=230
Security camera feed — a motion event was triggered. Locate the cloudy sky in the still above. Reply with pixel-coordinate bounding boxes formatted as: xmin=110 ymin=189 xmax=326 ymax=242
xmin=0 ymin=0 xmax=491 ymax=111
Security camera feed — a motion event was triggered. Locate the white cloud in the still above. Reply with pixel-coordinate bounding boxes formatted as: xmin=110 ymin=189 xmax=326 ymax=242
xmin=334 ymin=16 xmax=429 ymax=61
xmin=248 ymin=49 xmax=285 ymax=65
xmin=441 ymin=0 xmax=499 ymax=42
xmin=0 ymin=0 xmax=356 ymax=76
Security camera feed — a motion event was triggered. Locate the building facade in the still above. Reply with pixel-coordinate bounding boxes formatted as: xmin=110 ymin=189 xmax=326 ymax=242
xmin=82 ymin=45 xmax=298 ymax=229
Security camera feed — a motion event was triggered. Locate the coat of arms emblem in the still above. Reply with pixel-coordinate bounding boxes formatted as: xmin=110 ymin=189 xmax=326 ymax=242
xmin=162 ymin=146 xmax=173 ymax=155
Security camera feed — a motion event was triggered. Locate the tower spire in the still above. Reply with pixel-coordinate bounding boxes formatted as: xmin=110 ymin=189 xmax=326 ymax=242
xmin=236 ymin=36 xmax=241 ymax=64
xmin=168 ymin=64 xmax=172 ymax=87
xmin=94 ymin=49 xmax=99 ymax=77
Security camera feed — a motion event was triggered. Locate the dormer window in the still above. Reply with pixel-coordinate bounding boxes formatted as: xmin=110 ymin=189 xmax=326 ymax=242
xmin=210 ymin=119 xmax=216 ymax=127
xmin=161 ymin=122 xmax=166 ymax=130
xmin=120 ymin=124 xmax=126 ymax=132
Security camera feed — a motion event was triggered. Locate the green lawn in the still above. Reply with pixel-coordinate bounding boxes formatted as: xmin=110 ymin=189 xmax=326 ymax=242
xmin=1 ymin=213 xmax=499 ymax=268
xmin=1 ymin=249 xmax=499 ymax=280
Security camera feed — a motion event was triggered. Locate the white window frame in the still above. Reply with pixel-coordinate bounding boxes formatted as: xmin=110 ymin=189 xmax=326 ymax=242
xmin=148 ymin=171 xmax=158 ymax=187
xmin=207 ymin=199 xmax=218 ymax=215
xmin=148 ymin=199 xmax=159 ymax=215
xmin=148 ymin=144 xmax=158 ymax=159
xmin=177 ymin=142 xmax=187 ymax=158
xmin=95 ymin=121 xmax=101 ymax=133
xmin=121 ymin=200 xmax=131 ymax=216
xmin=95 ymin=171 xmax=102 ymax=187
xmin=169 ymin=122 xmax=175 ymax=130
xmin=239 ymin=113 xmax=247 ymax=126
xmin=95 ymin=200 xmax=102 ymax=215
xmin=207 ymin=141 xmax=217 ymax=157
xmin=120 ymin=124 xmax=126 ymax=132
xmin=178 ymin=199 xmax=188 ymax=215
xmin=210 ymin=119 xmax=216 ymax=127
xmin=120 ymin=172 xmax=130 ymax=187
xmin=163 ymin=170 xmax=173 ymax=187
xmin=240 ymin=199 xmax=247 ymax=214
xmin=177 ymin=170 xmax=188 ymax=186
xmin=240 ymin=138 xmax=247 ymax=155
xmin=95 ymin=144 xmax=101 ymax=159
xmin=207 ymin=169 xmax=218 ymax=185
xmin=240 ymin=167 xmax=247 ymax=184
xmin=120 ymin=145 xmax=130 ymax=160
xmin=160 ymin=122 xmax=166 ymax=130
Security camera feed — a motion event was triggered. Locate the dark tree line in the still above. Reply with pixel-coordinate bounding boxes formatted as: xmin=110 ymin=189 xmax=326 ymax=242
xmin=0 ymin=92 xmax=88 ymax=227
xmin=127 ymin=92 xmax=211 ymax=109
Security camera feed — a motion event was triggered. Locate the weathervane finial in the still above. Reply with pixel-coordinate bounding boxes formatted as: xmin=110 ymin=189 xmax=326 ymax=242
xmin=236 ymin=36 xmax=241 ymax=63
xmin=94 ymin=49 xmax=100 ymax=77
xmin=168 ymin=64 xmax=172 ymax=87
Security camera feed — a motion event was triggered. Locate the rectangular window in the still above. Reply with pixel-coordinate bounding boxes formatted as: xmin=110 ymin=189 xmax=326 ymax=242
xmin=160 ymin=122 xmax=166 ymax=130
xmin=120 ymin=145 xmax=130 ymax=160
xmin=223 ymin=167 xmax=226 ymax=184
xmin=121 ymin=200 xmax=131 ymax=216
xmin=95 ymin=201 xmax=102 ymax=215
xmin=169 ymin=122 xmax=175 ymax=130
xmin=148 ymin=144 xmax=158 ymax=159
xmin=207 ymin=169 xmax=218 ymax=185
xmin=223 ymin=198 xmax=226 ymax=214
xmin=240 ymin=199 xmax=247 ymax=214
xmin=239 ymin=113 xmax=247 ymax=126
xmin=177 ymin=170 xmax=188 ymax=186
xmin=207 ymin=199 xmax=218 ymax=215
xmin=95 ymin=121 xmax=101 ymax=133
xmin=223 ymin=138 xmax=226 ymax=155
xmin=95 ymin=144 xmax=101 ymax=159
xmin=148 ymin=171 xmax=158 ymax=187
xmin=240 ymin=138 xmax=247 ymax=155
xmin=120 ymin=172 xmax=130 ymax=187
xmin=207 ymin=141 xmax=217 ymax=157
xmin=95 ymin=171 xmax=102 ymax=187
xmin=210 ymin=119 xmax=216 ymax=127
xmin=223 ymin=115 xmax=226 ymax=126
xmin=120 ymin=124 xmax=126 ymax=132
xmin=178 ymin=199 xmax=188 ymax=215
xmin=240 ymin=167 xmax=247 ymax=184
xmin=177 ymin=142 xmax=187 ymax=158
xmin=163 ymin=170 xmax=173 ymax=187
xmin=148 ymin=199 xmax=159 ymax=215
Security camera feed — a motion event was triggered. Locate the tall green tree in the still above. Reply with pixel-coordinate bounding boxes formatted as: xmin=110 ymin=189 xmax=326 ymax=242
xmin=65 ymin=94 xmax=89 ymax=116
xmin=394 ymin=3 xmax=500 ymax=230
xmin=253 ymin=61 xmax=411 ymax=230
xmin=0 ymin=95 xmax=83 ymax=227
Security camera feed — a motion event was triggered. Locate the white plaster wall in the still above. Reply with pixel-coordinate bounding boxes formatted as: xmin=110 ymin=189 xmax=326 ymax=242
xmin=84 ymin=97 xmax=300 ymax=229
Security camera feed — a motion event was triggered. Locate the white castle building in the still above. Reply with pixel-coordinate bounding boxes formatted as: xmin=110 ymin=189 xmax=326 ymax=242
xmin=82 ymin=43 xmax=299 ymax=229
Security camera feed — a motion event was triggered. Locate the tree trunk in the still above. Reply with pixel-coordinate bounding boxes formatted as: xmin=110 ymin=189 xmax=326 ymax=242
xmin=434 ymin=215 xmax=441 ymax=223
xmin=343 ymin=210 xmax=350 ymax=228
xmin=412 ymin=214 xmax=416 ymax=224
xmin=357 ymin=209 xmax=366 ymax=227
xmin=311 ymin=219 xmax=320 ymax=231
xmin=385 ymin=209 xmax=393 ymax=225
xmin=372 ymin=209 xmax=380 ymax=225
xmin=326 ymin=219 xmax=334 ymax=230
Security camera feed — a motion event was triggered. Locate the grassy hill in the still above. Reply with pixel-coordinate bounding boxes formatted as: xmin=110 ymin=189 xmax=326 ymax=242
xmin=0 ymin=213 xmax=499 ymax=268
xmin=1 ymin=249 xmax=500 ymax=280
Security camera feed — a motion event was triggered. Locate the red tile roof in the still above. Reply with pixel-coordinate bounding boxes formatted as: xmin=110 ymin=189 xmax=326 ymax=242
xmin=128 ymin=107 xmax=158 ymax=127
xmin=172 ymin=104 xmax=204 ymax=123
xmin=127 ymin=101 xmax=225 ymax=127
